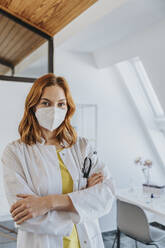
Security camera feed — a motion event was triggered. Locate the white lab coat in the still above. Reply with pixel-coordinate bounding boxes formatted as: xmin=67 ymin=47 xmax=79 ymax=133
xmin=1 ymin=136 xmax=115 ymax=248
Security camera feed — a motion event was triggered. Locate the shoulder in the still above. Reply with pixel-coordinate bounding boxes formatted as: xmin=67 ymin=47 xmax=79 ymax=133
xmin=1 ymin=139 xmax=23 ymax=161
xmin=74 ymin=136 xmax=94 ymax=156
xmin=1 ymin=139 xmax=26 ymax=173
xmin=75 ymin=136 xmax=89 ymax=148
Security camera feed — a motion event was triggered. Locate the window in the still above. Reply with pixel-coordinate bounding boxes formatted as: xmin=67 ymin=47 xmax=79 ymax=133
xmin=115 ymin=57 xmax=165 ymax=167
xmin=133 ymin=58 xmax=164 ymax=118
xmin=71 ymin=103 xmax=98 ymax=150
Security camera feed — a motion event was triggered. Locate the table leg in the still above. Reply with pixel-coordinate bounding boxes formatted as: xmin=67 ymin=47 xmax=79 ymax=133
xmin=117 ymin=229 xmax=120 ymax=248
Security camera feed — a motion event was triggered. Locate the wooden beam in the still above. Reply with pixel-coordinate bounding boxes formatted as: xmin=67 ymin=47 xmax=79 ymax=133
xmin=48 ymin=37 xmax=54 ymax=73
xmin=0 ymin=75 xmax=36 ymax=83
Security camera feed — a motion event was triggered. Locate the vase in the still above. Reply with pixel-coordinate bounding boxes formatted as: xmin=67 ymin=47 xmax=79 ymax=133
xmin=142 ymin=166 xmax=150 ymax=185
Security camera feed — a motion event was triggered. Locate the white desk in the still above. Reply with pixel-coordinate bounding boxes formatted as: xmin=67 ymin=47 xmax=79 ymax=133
xmin=116 ymin=187 xmax=165 ymax=222
xmin=114 ymin=187 xmax=165 ymax=248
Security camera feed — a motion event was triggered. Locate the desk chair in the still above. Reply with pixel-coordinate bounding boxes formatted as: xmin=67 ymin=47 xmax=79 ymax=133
xmin=112 ymin=199 xmax=165 ymax=248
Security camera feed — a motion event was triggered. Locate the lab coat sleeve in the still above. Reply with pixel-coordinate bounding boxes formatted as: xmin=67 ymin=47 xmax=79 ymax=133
xmin=1 ymin=143 xmax=73 ymax=236
xmin=78 ymin=177 xmax=88 ymax=190
xmin=68 ymin=137 xmax=116 ymax=224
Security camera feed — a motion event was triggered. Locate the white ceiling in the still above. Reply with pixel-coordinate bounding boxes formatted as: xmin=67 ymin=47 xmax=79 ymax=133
xmin=17 ymin=0 xmax=165 ymax=75
xmin=59 ymin=0 xmax=165 ymax=53
xmin=16 ymin=0 xmax=129 ymax=74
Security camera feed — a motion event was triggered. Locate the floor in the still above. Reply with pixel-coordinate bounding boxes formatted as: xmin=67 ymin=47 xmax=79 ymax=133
xmin=102 ymin=230 xmax=165 ymax=247
xmin=0 ymin=221 xmax=165 ymax=248
xmin=0 ymin=221 xmax=16 ymax=248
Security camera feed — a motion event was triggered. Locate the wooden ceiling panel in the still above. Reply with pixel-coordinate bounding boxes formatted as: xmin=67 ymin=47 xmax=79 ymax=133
xmin=0 ymin=15 xmax=8 ymax=32
xmin=0 ymin=14 xmax=46 ymax=68
xmin=0 ymin=20 xmax=18 ymax=57
xmin=0 ymin=0 xmax=97 ymax=76
xmin=0 ymin=0 xmax=98 ymax=36
xmin=0 ymin=63 xmax=10 ymax=75
xmin=0 ymin=24 xmax=29 ymax=59
xmin=12 ymin=36 xmax=45 ymax=65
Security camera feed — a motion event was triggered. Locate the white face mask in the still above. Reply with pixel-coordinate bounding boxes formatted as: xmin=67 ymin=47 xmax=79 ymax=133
xmin=35 ymin=106 xmax=67 ymax=131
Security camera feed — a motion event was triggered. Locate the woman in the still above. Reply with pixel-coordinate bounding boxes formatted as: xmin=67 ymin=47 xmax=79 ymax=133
xmin=1 ymin=73 xmax=115 ymax=248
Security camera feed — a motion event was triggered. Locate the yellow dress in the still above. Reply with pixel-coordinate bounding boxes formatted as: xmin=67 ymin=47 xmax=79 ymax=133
xmin=56 ymin=148 xmax=81 ymax=248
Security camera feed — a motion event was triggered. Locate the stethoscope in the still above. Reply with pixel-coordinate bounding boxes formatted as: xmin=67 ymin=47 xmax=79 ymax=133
xmin=82 ymin=151 xmax=97 ymax=178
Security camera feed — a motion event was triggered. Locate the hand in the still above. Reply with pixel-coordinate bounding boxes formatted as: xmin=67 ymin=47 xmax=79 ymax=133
xmin=10 ymin=194 xmax=51 ymax=224
xmin=87 ymin=172 xmax=104 ymax=188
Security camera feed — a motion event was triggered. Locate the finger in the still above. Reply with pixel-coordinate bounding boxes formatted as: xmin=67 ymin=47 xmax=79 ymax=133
xmin=92 ymin=176 xmax=103 ymax=184
xmin=12 ymin=205 xmax=25 ymax=218
xmin=90 ymin=175 xmax=103 ymax=182
xmin=16 ymin=213 xmax=32 ymax=225
xmin=16 ymin=194 xmax=30 ymax=198
xmin=92 ymin=179 xmax=103 ymax=185
xmin=90 ymin=173 xmax=97 ymax=177
xmin=89 ymin=174 xmax=103 ymax=182
xmin=10 ymin=201 xmax=22 ymax=213
xmin=94 ymin=174 xmax=103 ymax=179
xmin=88 ymin=178 xmax=102 ymax=187
xmin=14 ymin=209 xmax=29 ymax=222
xmin=91 ymin=172 xmax=102 ymax=177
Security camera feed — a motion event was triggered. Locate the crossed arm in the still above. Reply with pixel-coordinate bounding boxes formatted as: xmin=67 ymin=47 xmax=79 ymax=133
xmin=10 ymin=172 xmax=104 ymax=225
xmin=2 ymin=139 xmax=113 ymax=233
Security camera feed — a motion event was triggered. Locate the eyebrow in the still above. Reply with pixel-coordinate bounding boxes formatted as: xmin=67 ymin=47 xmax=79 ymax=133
xmin=40 ymin=98 xmax=66 ymax=102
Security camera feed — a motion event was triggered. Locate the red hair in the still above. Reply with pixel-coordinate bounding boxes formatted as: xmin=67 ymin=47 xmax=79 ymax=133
xmin=18 ymin=73 xmax=77 ymax=147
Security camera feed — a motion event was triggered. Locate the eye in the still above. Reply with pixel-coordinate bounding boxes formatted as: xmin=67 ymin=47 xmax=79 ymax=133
xmin=58 ymin=102 xmax=65 ymax=107
xmin=41 ymin=101 xmax=49 ymax=106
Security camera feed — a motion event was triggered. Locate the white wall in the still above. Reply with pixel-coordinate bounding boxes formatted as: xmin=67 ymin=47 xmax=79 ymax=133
xmin=93 ymin=17 xmax=165 ymax=113
xmin=0 ymin=82 xmax=32 ymax=212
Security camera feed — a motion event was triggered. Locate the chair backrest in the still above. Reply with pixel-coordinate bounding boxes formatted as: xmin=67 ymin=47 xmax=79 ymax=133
xmin=117 ymin=199 xmax=152 ymax=243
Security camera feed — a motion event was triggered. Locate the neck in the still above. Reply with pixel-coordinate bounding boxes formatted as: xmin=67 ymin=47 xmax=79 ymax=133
xmin=41 ymin=128 xmax=58 ymax=144
xmin=41 ymin=128 xmax=65 ymax=149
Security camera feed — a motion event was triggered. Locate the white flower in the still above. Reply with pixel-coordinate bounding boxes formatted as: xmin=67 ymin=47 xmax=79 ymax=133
xmin=143 ymin=160 xmax=152 ymax=167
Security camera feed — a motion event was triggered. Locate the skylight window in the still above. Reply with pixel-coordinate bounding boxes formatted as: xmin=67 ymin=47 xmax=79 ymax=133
xmin=115 ymin=57 xmax=165 ymax=167
xmin=132 ymin=57 xmax=164 ymax=118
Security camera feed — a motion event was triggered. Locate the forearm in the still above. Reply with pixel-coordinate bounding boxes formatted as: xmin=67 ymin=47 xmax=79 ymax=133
xmin=48 ymin=194 xmax=78 ymax=213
